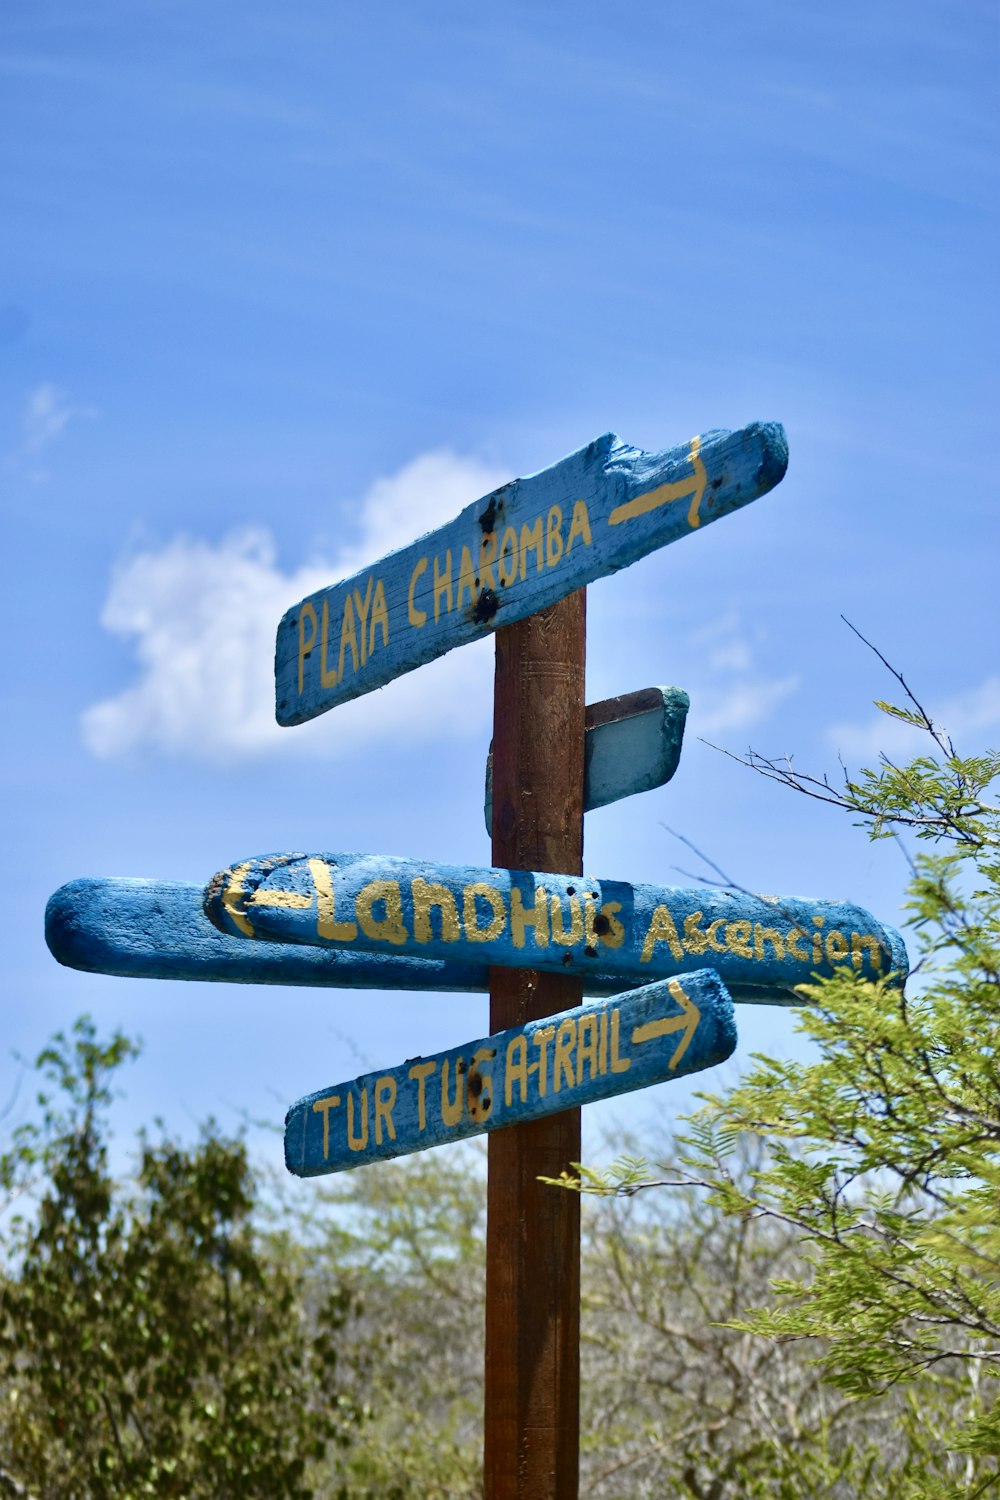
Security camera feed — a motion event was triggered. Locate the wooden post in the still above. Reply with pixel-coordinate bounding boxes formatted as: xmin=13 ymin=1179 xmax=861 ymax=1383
xmin=485 ymin=589 xmax=587 ymax=1500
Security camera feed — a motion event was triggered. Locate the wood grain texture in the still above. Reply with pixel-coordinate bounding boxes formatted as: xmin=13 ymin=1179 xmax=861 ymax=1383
xmin=284 ymin=970 xmax=736 ymax=1176
xmin=202 ymin=852 xmax=910 ymax=1005
xmin=275 ymin=421 xmax=788 ymax=725
xmin=483 ymin=685 xmax=688 ymax=832
xmin=486 ymin=590 xmax=586 ymax=1500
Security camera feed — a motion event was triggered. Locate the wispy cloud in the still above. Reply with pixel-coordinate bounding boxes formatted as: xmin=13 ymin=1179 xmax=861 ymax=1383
xmin=681 ymin=614 xmax=799 ymax=736
xmin=82 ymin=451 xmax=506 ymax=763
xmin=22 ymin=383 xmax=95 ymax=456
xmin=9 ymin=383 xmax=98 ymax=482
xmin=695 ymin=676 xmax=800 ymax=736
xmin=828 ymin=676 xmax=1000 ymax=761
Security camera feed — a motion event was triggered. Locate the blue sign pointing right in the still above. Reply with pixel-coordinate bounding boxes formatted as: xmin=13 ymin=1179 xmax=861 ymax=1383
xmin=285 ymin=969 xmax=736 ymax=1176
xmin=277 ymin=421 xmax=787 ymax=724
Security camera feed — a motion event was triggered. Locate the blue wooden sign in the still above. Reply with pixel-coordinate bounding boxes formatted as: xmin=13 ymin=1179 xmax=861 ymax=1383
xmin=204 ymin=850 xmax=908 ymax=1005
xmin=45 ymin=878 xmax=485 ymax=993
xmin=276 ymin=421 xmax=788 ymax=725
xmin=41 ymin=878 xmax=757 ymax=1002
xmin=285 ymin=969 xmax=736 ymax=1176
xmin=47 ymin=875 xmax=880 ymax=1009
xmin=484 ymin=685 xmax=688 ymax=832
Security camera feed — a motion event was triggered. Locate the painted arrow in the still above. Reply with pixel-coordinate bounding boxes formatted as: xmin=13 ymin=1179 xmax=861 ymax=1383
xmin=630 ymin=990 xmax=701 ymax=1071
xmin=484 ymin=685 xmax=688 ymax=832
xmin=204 ymin=850 xmax=909 ymax=1006
xmin=284 ymin=969 xmax=736 ymax=1176
xmin=607 ymin=444 xmax=707 ymax=527
xmin=276 ymin=421 xmax=787 ymax=724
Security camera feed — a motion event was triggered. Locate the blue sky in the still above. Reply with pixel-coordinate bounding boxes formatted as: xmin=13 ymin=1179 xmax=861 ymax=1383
xmin=3 ymin=0 xmax=997 ymax=1170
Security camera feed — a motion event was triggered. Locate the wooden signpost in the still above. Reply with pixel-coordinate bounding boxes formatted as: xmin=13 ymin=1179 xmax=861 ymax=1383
xmin=47 ymin=415 xmax=906 ymax=1499
xmin=202 ymin=848 xmax=908 ymax=1004
xmin=284 ymin=970 xmax=736 ymax=1175
xmin=487 ymin=589 xmax=586 ymax=1498
xmin=276 ymin=422 xmax=788 ymax=724
xmin=484 ymin=685 xmax=689 ymax=830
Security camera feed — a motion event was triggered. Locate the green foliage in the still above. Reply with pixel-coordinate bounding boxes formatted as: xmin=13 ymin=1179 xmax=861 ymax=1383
xmin=288 ymin=1129 xmax=933 ymax=1499
xmin=294 ymin=1146 xmax=488 ymax=1499
xmin=570 ymin=688 xmax=1000 ymax=1495
xmin=0 ymin=1018 xmax=361 ymax=1499
xmin=576 ymin=1133 xmax=917 ymax=1500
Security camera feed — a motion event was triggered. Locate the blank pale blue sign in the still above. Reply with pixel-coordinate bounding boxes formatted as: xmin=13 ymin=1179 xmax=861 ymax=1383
xmin=285 ymin=969 xmax=737 ymax=1176
xmin=484 ymin=685 xmax=688 ymax=832
xmin=276 ymin=422 xmax=788 ymax=725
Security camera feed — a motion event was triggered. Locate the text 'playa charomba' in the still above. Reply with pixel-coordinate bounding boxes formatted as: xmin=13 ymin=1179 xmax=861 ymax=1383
xmin=276 ymin=422 xmax=788 ymax=724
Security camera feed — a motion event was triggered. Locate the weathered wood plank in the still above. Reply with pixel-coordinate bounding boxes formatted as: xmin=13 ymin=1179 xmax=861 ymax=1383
xmin=584 ymin=685 xmax=688 ymax=809
xmin=47 ymin=876 xmax=851 ymax=1007
xmin=483 ymin=685 xmax=688 ymax=831
xmin=285 ymin=969 xmax=736 ymax=1176
xmin=44 ymin=878 xmax=485 ymax=992
xmin=203 ymin=851 xmax=909 ymax=1003
xmin=276 ymin=421 xmax=788 ymax=725
xmin=486 ymin=588 xmax=586 ymax=1500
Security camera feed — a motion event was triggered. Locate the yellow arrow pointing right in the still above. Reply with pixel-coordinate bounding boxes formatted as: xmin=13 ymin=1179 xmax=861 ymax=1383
xmin=607 ymin=437 xmax=706 ymax=530
xmin=630 ymin=978 xmax=701 ymax=1070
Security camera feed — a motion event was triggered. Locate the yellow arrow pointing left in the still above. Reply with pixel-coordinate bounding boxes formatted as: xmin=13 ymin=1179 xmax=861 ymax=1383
xmin=222 ymin=862 xmax=255 ymax=937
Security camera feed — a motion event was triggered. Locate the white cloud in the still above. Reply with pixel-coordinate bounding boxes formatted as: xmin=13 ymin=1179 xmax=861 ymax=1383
xmin=828 ymin=676 xmax=1000 ymax=761
xmin=707 ymin=640 xmax=752 ymax=674
xmin=22 ymin=382 xmax=94 ymax=456
xmin=678 ymin=614 xmax=799 ymax=736
xmin=82 ymin=451 xmax=506 ymax=763
xmin=694 ymin=674 xmax=800 ymax=736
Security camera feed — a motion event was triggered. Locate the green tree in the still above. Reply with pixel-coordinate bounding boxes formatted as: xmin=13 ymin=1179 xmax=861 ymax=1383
xmin=287 ymin=1128 xmax=925 ymax=1498
xmin=564 ymin=668 xmax=1000 ymax=1496
xmin=577 ymin=1134 xmax=925 ymax=1499
xmin=294 ymin=1145 xmax=487 ymax=1499
xmin=0 ymin=1018 xmax=360 ymax=1499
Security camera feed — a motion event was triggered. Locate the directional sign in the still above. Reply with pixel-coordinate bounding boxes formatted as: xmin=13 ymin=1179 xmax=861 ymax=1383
xmin=276 ymin=421 xmax=788 ymax=725
xmin=47 ymin=875 xmax=888 ymax=1008
xmin=204 ymin=850 xmax=908 ymax=1005
xmin=40 ymin=877 xmax=751 ymax=1001
xmin=45 ymin=878 xmax=485 ymax=992
xmin=284 ymin=970 xmax=736 ymax=1176
xmin=484 ymin=686 xmax=688 ymax=832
